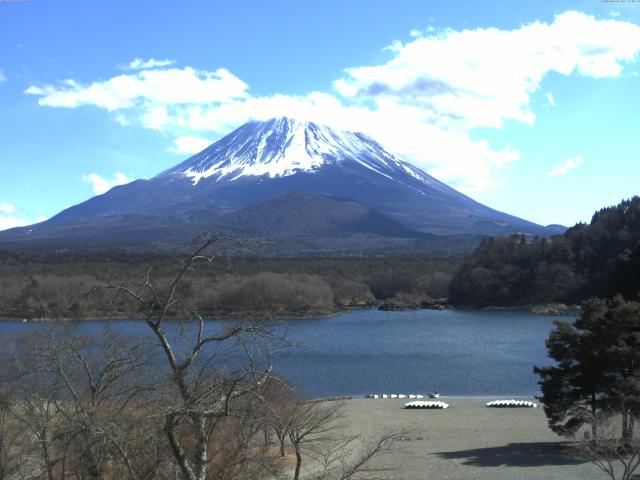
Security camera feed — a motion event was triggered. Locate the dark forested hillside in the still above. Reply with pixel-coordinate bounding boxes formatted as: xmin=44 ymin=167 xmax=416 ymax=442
xmin=449 ymin=197 xmax=640 ymax=307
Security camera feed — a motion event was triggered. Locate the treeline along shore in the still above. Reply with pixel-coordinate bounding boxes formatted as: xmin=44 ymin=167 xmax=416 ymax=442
xmin=0 ymin=252 xmax=456 ymax=320
xmin=1 ymin=196 xmax=638 ymax=321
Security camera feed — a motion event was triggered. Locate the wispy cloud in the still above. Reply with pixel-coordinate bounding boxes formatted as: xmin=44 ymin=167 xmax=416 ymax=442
xmin=82 ymin=172 xmax=131 ymax=195
xmin=547 ymin=156 xmax=584 ymax=176
xmin=545 ymin=92 xmax=556 ymax=107
xmin=0 ymin=70 xmax=6 ymax=83
xmin=0 ymin=215 xmax=27 ymax=231
xmin=168 ymin=136 xmax=211 ymax=155
xmin=334 ymin=11 xmax=640 ymax=129
xmin=114 ymin=114 xmax=131 ymax=126
xmin=25 ymin=66 xmax=248 ymax=111
xmin=120 ymin=58 xmax=175 ymax=70
xmin=0 ymin=202 xmax=16 ymax=214
xmin=0 ymin=202 xmax=28 ymax=231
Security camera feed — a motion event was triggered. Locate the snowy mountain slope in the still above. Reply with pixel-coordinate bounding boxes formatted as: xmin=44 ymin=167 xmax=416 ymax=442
xmin=159 ymin=117 xmax=445 ymax=192
xmin=150 ymin=117 xmax=545 ymax=235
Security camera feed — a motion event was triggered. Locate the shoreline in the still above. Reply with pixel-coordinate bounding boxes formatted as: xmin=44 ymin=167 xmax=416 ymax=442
xmin=0 ymin=302 xmax=575 ymax=323
xmin=0 ymin=307 xmax=357 ymax=323
xmin=0 ymin=302 xmax=444 ymax=323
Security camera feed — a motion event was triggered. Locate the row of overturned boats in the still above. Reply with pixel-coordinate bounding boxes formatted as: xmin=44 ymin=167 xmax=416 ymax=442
xmin=402 ymin=398 xmax=538 ymax=410
xmin=366 ymin=392 xmax=440 ymax=400
xmin=405 ymin=400 xmax=450 ymax=409
xmin=365 ymin=394 xmax=538 ymax=410
xmin=486 ymin=399 xmax=538 ymax=408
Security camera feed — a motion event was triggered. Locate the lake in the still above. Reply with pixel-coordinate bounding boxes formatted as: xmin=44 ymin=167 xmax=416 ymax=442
xmin=0 ymin=308 xmax=561 ymax=398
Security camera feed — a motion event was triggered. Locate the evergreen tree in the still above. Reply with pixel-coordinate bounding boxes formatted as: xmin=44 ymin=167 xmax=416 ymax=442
xmin=534 ymin=309 xmax=607 ymax=437
xmin=535 ymin=297 xmax=640 ymax=440
xmin=596 ymin=297 xmax=640 ymax=442
xmin=450 ymin=196 xmax=640 ymax=307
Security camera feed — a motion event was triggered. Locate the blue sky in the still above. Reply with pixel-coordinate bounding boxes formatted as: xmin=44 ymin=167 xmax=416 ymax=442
xmin=1 ymin=0 xmax=639 ymax=230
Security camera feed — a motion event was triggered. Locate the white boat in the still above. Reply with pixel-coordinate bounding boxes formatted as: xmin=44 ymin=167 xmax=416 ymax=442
xmin=428 ymin=392 xmax=440 ymax=399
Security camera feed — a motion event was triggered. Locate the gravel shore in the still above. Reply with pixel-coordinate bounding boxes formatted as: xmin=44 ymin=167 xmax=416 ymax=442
xmin=336 ymin=397 xmax=604 ymax=480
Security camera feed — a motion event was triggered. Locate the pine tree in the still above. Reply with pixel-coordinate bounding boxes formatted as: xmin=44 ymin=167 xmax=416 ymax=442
xmin=535 ymin=297 xmax=640 ymax=440
xmin=598 ymin=297 xmax=640 ymax=443
xmin=534 ymin=312 xmax=607 ymax=437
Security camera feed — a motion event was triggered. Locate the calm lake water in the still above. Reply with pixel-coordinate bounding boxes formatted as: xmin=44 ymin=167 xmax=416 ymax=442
xmin=0 ymin=308 xmax=561 ymax=398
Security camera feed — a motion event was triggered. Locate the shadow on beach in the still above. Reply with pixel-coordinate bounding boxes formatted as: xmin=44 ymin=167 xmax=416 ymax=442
xmin=433 ymin=442 xmax=585 ymax=468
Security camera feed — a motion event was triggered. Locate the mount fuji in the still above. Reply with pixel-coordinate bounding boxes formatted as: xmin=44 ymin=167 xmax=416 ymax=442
xmin=0 ymin=117 xmax=563 ymax=253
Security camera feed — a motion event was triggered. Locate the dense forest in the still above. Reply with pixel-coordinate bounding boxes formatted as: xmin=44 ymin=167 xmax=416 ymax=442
xmin=449 ymin=197 xmax=640 ymax=307
xmin=3 ymin=197 xmax=639 ymax=319
xmin=0 ymin=251 xmax=457 ymax=319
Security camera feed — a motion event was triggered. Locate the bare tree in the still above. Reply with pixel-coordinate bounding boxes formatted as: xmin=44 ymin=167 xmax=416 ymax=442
xmin=287 ymin=401 xmax=345 ymax=480
xmin=11 ymin=390 xmax=64 ymax=480
xmin=2 ymin=345 xmax=67 ymax=480
xmin=261 ymin=376 xmax=299 ymax=457
xmin=577 ymin=412 xmax=640 ymax=480
xmin=6 ymin=328 xmax=161 ymax=480
xmin=309 ymin=429 xmax=404 ymax=480
xmin=0 ymin=393 xmax=21 ymax=480
xmin=261 ymin=380 xmax=406 ymax=480
xmin=105 ymin=237 xmax=285 ymax=480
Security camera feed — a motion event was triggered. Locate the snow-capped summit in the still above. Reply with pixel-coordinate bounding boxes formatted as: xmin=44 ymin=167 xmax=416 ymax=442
xmin=159 ymin=117 xmax=435 ymax=187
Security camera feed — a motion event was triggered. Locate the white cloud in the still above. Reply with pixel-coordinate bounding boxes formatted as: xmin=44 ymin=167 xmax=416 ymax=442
xmin=547 ymin=156 xmax=584 ymax=176
xmin=0 ymin=215 xmax=28 ymax=231
xmin=157 ymin=91 xmax=521 ymax=192
xmin=121 ymin=58 xmax=175 ymax=70
xmin=141 ymin=105 xmax=171 ymax=130
xmin=545 ymin=92 xmax=556 ymax=107
xmin=82 ymin=172 xmax=132 ymax=195
xmin=0 ymin=202 xmax=17 ymax=214
xmin=168 ymin=135 xmax=212 ymax=155
xmin=114 ymin=114 xmax=130 ymax=126
xmin=334 ymin=11 xmax=640 ymax=129
xmin=0 ymin=70 xmax=6 ymax=83
xmin=409 ymin=27 xmax=435 ymax=39
xmin=25 ymin=66 xmax=249 ymax=111
xmin=24 ymin=11 xmax=640 ymax=194
xmin=0 ymin=203 xmax=28 ymax=231
xmin=0 ymin=203 xmax=49 ymax=231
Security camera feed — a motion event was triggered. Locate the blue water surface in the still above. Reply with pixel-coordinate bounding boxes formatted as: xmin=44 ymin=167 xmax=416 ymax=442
xmin=0 ymin=308 xmax=562 ymax=398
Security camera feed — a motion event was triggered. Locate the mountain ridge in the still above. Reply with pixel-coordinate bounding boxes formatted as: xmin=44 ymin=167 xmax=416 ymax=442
xmin=0 ymin=117 xmax=564 ymax=253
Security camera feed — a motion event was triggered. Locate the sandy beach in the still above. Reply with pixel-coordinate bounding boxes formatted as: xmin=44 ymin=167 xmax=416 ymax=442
xmin=334 ymin=397 xmax=604 ymax=480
